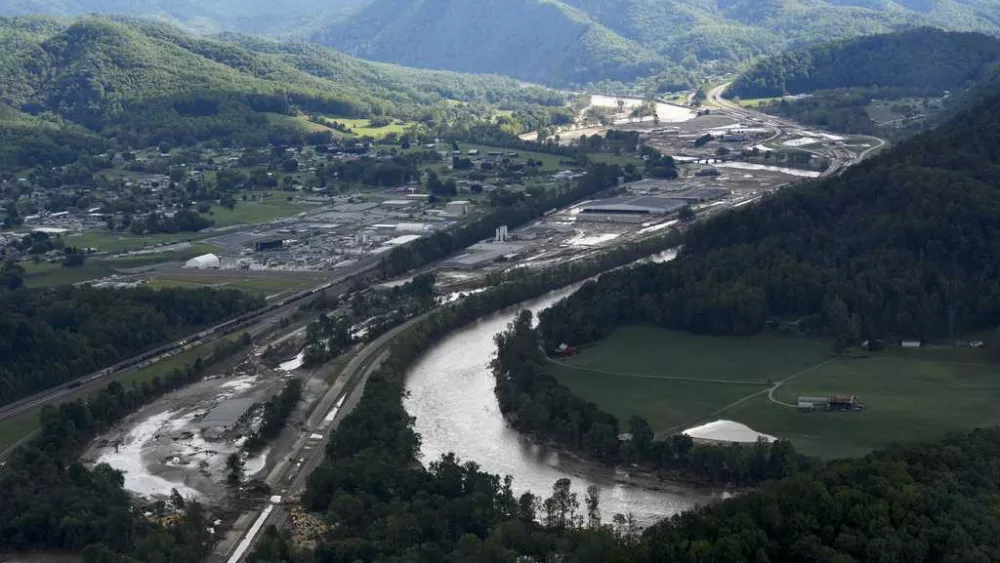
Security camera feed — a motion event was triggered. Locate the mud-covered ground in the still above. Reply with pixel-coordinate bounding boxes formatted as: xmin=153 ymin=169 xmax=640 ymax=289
xmin=81 ymin=351 xmax=327 ymax=505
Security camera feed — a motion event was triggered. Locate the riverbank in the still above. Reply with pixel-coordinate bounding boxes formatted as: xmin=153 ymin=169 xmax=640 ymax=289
xmin=404 ymin=283 xmax=725 ymax=526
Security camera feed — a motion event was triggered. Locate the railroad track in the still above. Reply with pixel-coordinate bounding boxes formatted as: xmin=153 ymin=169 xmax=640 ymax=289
xmin=0 ymin=259 xmax=383 ymax=461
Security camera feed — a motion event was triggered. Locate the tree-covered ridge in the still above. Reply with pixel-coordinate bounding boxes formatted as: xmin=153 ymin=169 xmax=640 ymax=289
xmin=307 ymin=0 xmax=1000 ymax=87
xmin=308 ymin=0 xmax=666 ymax=86
xmin=635 ymin=429 xmax=1000 ymax=562
xmin=0 ymin=283 xmax=263 ymax=406
xmin=729 ymin=27 xmax=1000 ymax=98
xmin=0 ymin=0 xmax=367 ymax=35
xmin=540 ymin=87 xmax=1000 ymax=351
xmin=0 ymin=15 xmax=563 ymax=120
xmin=0 ymin=15 xmax=571 ymax=166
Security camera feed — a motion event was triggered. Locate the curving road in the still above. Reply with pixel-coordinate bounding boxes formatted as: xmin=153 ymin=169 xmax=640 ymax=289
xmin=705 ymin=82 xmax=888 ymax=176
xmin=213 ymin=311 xmax=431 ymax=562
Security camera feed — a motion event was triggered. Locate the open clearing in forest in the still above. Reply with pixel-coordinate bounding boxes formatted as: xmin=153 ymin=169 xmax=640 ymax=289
xmin=549 ymin=325 xmax=1000 ymax=460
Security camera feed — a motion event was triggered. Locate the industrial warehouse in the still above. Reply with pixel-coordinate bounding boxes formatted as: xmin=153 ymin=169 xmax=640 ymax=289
xmin=578 ymin=196 xmax=689 ymax=223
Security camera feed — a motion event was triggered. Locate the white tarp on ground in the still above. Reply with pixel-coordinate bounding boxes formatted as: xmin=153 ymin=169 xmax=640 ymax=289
xmin=683 ymin=420 xmax=777 ymax=444
xmin=183 ymin=253 xmax=221 ymax=269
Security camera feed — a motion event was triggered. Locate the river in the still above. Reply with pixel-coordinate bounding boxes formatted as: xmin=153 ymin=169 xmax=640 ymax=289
xmin=403 ymin=276 xmax=727 ymax=526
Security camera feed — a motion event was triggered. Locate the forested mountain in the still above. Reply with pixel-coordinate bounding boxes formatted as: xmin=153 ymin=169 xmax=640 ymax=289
xmin=0 ymin=0 xmax=367 ymax=34
xmin=307 ymin=0 xmax=1000 ymax=87
xmin=7 ymin=0 xmax=1000 ymax=87
xmin=540 ymin=82 xmax=1000 ymax=349
xmin=308 ymin=0 xmax=667 ymax=86
xmin=0 ymin=15 xmax=565 ymax=167
xmin=729 ymin=28 xmax=1000 ymax=98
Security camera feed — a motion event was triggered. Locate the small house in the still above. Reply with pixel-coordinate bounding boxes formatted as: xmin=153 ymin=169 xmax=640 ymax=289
xmin=555 ymin=343 xmax=577 ymax=357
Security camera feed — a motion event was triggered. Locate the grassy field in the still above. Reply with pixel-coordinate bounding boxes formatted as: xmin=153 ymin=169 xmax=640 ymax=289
xmin=66 ymin=231 xmax=213 ymax=253
xmin=550 ymin=325 xmax=1000 ymax=460
xmin=0 ymin=411 xmax=42 ymax=452
xmin=459 ymin=143 xmax=577 ymax=171
xmin=204 ymin=197 xmax=312 ymax=228
xmin=275 ymin=113 xmax=410 ymax=139
xmin=265 ymin=113 xmax=334 ymax=134
xmin=733 ymin=351 xmax=1000 ymax=459
xmin=21 ymin=243 xmax=220 ymax=287
xmin=736 ymin=97 xmax=782 ymax=108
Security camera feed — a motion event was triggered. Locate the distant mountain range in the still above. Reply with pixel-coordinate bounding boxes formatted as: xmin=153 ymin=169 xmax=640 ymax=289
xmin=4 ymin=0 xmax=1000 ymax=87
xmin=0 ymin=15 xmax=563 ymax=167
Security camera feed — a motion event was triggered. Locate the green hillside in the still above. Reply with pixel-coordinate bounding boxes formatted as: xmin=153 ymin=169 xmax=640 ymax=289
xmin=309 ymin=0 xmax=668 ymax=86
xmin=309 ymin=0 xmax=1000 ymax=87
xmin=8 ymin=0 xmax=1000 ymax=87
xmin=0 ymin=15 xmax=566 ymax=167
xmin=729 ymin=27 xmax=1000 ymax=98
xmin=0 ymin=0 xmax=367 ymax=34
xmin=540 ymin=74 xmax=1000 ymax=347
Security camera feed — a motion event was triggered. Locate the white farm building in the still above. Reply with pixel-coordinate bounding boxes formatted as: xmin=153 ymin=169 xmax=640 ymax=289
xmin=183 ymin=253 xmax=221 ymax=270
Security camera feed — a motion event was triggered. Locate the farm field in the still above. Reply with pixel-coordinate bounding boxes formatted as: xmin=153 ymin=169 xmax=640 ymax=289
xmin=21 ymin=244 xmax=220 ymax=287
xmin=203 ymin=196 xmax=313 ymax=227
xmin=66 ymin=230 xmax=214 ymax=253
xmin=549 ymin=325 xmax=1000 ymax=460
xmin=458 ymin=143 xmax=576 ymax=172
xmin=276 ymin=113 xmax=410 ymax=139
xmin=734 ymin=351 xmax=1000 ymax=459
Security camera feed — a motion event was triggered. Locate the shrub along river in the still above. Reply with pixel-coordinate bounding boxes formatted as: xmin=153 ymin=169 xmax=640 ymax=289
xmin=403 ymin=283 xmax=729 ymax=526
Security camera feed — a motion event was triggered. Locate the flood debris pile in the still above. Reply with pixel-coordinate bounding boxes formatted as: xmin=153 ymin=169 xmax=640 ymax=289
xmin=89 ymin=352 xmax=292 ymax=503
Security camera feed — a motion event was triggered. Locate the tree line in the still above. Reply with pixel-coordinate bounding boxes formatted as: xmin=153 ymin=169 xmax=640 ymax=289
xmin=380 ymin=162 xmax=631 ymax=277
xmin=245 ymin=379 xmax=303 ymax=454
xmin=287 ymin=228 xmax=683 ymax=562
xmin=728 ymin=28 xmax=1000 ymax=99
xmin=493 ymin=310 xmax=809 ymax=486
xmin=0 ymin=333 xmax=251 ymax=562
xmin=0 ymin=284 xmax=262 ymax=406
xmin=539 ymin=88 xmax=1000 ymax=351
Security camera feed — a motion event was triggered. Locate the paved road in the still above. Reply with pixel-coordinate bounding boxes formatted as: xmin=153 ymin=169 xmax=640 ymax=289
xmin=705 ymin=82 xmax=888 ymax=176
xmin=213 ymin=311 xmax=431 ymax=563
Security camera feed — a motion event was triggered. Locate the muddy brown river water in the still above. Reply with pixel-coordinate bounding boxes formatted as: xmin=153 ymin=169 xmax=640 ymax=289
xmin=403 ymin=283 xmax=728 ymax=526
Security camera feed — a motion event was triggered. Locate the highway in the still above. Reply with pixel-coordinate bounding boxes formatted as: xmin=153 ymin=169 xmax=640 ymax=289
xmin=705 ymin=82 xmax=887 ymax=176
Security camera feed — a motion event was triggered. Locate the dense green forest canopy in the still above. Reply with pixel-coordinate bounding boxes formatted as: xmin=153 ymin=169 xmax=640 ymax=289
xmin=307 ymin=0 xmax=1000 ymax=87
xmin=7 ymin=0 xmax=1000 ymax=87
xmin=540 ymin=85 xmax=1000 ymax=351
xmin=0 ymin=0 xmax=367 ymax=34
xmin=729 ymin=27 xmax=1000 ymax=98
xmin=0 ymin=282 xmax=262 ymax=405
xmin=0 ymin=15 xmax=567 ymax=167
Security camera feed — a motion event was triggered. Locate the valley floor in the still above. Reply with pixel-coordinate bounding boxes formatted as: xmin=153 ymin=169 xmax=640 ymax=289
xmin=549 ymin=325 xmax=1000 ymax=459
